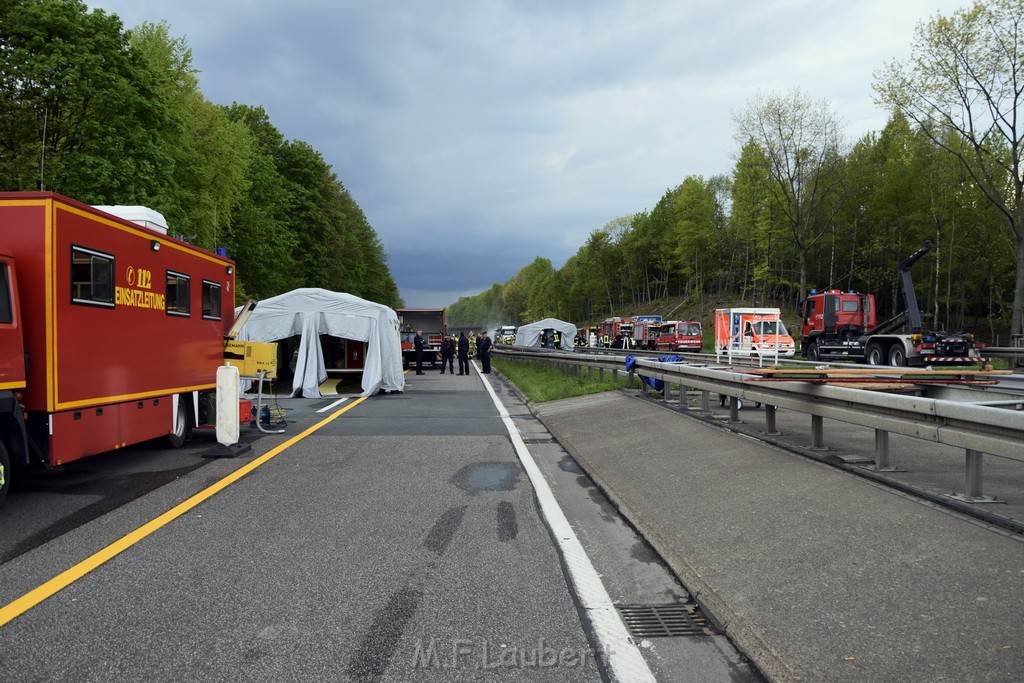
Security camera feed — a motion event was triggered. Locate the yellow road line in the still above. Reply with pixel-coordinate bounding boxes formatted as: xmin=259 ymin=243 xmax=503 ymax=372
xmin=0 ymin=396 xmax=367 ymax=628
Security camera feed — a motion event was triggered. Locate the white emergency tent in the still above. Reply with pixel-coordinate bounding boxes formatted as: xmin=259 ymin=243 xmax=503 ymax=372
xmin=514 ymin=318 xmax=577 ymax=351
xmin=236 ymin=288 xmax=405 ymax=397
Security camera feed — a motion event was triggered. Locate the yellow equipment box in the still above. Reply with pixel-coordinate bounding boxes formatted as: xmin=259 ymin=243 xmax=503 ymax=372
xmin=224 ymin=341 xmax=278 ymax=378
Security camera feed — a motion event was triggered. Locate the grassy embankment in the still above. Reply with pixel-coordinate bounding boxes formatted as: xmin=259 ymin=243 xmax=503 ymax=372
xmin=491 ymin=357 xmax=640 ymax=402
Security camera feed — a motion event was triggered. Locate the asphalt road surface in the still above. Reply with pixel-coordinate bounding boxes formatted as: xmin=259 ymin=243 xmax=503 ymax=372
xmin=0 ymin=367 xmax=760 ymax=682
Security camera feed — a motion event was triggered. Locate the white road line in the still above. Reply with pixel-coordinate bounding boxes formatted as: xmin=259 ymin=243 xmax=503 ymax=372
xmin=317 ymin=397 xmax=349 ymax=413
xmin=475 ymin=362 xmax=656 ymax=683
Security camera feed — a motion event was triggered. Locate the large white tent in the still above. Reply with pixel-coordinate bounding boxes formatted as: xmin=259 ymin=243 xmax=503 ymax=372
xmin=513 ymin=318 xmax=578 ymax=351
xmin=236 ymin=288 xmax=404 ymax=397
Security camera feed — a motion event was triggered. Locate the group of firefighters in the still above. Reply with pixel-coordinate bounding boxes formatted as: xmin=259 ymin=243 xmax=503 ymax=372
xmin=421 ymin=330 xmax=492 ymax=375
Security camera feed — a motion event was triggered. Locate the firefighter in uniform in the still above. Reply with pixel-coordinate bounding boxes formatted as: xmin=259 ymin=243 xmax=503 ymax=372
xmin=477 ymin=331 xmax=493 ymax=373
xmin=414 ymin=330 xmax=425 ymax=374
xmin=457 ymin=332 xmax=470 ymax=375
xmin=440 ymin=335 xmax=455 ymax=374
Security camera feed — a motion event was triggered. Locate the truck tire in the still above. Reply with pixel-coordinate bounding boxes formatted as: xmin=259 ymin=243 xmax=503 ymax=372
xmin=888 ymin=345 xmax=907 ymax=367
xmin=805 ymin=342 xmax=820 ymax=361
xmin=0 ymin=440 xmax=10 ymax=507
xmin=167 ymin=397 xmax=190 ymax=448
xmin=866 ymin=342 xmax=885 ymax=365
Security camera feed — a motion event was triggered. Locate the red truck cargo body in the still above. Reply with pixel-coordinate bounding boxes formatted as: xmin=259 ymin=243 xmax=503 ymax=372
xmin=396 ymin=307 xmax=446 ymax=368
xmin=0 ymin=193 xmax=235 ymax=466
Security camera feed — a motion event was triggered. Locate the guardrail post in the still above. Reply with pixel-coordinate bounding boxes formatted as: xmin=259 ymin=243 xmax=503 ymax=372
xmin=701 ymin=390 xmax=711 ymax=413
xmin=764 ymin=404 xmax=780 ymax=435
xmin=946 ymin=450 xmax=1002 ymax=504
xmin=729 ymin=396 xmax=741 ymax=423
xmin=810 ymin=415 xmax=827 ymax=450
xmin=866 ymin=429 xmax=902 ymax=472
xmin=599 ymin=367 xmax=604 ymax=382
xmin=966 ymin=449 xmax=983 ymax=498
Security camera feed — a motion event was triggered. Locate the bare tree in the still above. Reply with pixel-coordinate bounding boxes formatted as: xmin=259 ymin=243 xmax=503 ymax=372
xmin=732 ymin=88 xmax=845 ymax=301
xmin=874 ymin=0 xmax=1024 ymax=336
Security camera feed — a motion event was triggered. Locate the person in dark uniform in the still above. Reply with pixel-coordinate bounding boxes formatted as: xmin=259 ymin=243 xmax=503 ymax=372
xmin=440 ymin=335 xmax=455 ymax=374
xmin=457 ymin=332 xmax=470 ymax=375
xmin=414 ymin=330 xmax=425 ymax=374
xmin=477 ymin=331 xmax=493 ymax=374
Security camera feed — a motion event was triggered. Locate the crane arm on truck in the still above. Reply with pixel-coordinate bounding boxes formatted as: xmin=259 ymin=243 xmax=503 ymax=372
xmin=896 ymin=240 xmax=931 ymax=334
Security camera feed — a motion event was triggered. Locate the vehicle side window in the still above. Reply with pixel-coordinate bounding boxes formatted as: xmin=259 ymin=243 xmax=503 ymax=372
xmin=202 ymin=280 xmax=221 ymax=320
xmin=841 ymin=300 xmax=859 ymax=312
xmin=0 ymin=263 xmax=11 ymax=323
xmin=166 ymin=270 xmax=190 ymax=316
xmin=71 ymin=245 xmax=114 ymax=307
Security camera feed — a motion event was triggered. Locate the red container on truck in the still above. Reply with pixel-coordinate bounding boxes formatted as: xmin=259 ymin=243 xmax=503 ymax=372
xmin=397 ymin=308 xmax=446 ymax=369
xmin=0 ymin=192 xmax=237 ymax=505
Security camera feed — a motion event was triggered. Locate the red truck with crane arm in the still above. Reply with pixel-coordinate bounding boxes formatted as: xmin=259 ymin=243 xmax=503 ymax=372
xmin=800 ymin=241 xmax=985 ymax=366
xmin=0 ymin=192 xmax=243 ymax=506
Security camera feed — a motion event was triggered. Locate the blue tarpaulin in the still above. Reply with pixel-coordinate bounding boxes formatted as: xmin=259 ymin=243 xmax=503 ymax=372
xmin=625 ymin=355 xmax=683 ymax=391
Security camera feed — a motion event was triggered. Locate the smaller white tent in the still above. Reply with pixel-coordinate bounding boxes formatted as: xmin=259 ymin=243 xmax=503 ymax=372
xmin=236 ymin=288 xmax=404 ymax=397
xmin=514 ymin=318 xmax=578 ymax=351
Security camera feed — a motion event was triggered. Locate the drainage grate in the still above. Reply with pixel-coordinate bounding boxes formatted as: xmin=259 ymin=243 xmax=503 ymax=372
xmin=616 ymin=603 xmax=715 ymax=637
xmin=521 ymin=437 xmax=555 ymax=444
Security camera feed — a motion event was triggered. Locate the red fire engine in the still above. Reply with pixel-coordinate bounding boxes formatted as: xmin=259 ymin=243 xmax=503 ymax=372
xmin=598 ymin=317 xmax=635 ymax=348
xmin=0 ymin=192 xmax=238 ymax=505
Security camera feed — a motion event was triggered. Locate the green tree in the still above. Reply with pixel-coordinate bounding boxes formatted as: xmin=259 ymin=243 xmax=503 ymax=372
xmin=875 ymin=0 xmax=1024 ymax=335
xmin=0 ymin=0 xmax=173 ymax=202
xmin=222 ymin=104 xmax=301 ymax=299
xmin=128 ymin=21 xmax=252 ymax=250
xmin=733 ymin=87 xmax=845 ymax=302
xmin=730 ymin=141 xmax=792 ymax=303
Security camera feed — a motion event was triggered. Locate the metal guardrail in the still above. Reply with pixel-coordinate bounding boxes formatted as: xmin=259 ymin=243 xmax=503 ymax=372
xmin=493 ymin=346 xmax=1024 ymax=503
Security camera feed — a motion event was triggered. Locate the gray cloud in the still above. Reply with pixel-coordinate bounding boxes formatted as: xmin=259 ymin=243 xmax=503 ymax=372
xmin=91 ymin=0 xmax=965 ymax=306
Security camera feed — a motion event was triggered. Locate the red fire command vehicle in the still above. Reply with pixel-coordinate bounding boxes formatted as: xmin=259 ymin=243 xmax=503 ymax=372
xmin=0 ymin=192 xmax=238 ymax=506
xmin=655 ymin=320 xmax=703 ymax=352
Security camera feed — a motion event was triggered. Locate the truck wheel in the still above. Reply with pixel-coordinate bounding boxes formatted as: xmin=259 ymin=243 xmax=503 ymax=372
xmin=805 ymin=342 xmax=820 ymax=361
xmin=167 ymin=397 xmax=190 ymax=448
xmin=0 ymin=441 xmax=9 ymax=507
xmin=888 ymin=345 xmax=907 ymax=367
xmin=866 ymin=343 xmax=885 ymax=365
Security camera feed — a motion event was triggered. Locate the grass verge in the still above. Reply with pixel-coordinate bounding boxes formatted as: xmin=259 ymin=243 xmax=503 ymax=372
xmin=492 ymin=357 xmax=640 ymax=403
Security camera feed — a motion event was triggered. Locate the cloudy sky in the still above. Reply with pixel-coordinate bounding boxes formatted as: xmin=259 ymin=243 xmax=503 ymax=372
xmin=89 ymin=0 xmax=965 ymax=307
